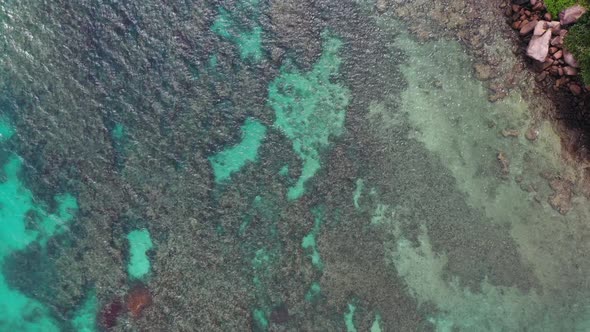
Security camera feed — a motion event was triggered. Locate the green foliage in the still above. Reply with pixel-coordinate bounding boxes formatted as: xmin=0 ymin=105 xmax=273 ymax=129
xmin=565 ymin=13 xmax=590 ymax=85
xmin=544 ymin=0 xmax=589 ymax=17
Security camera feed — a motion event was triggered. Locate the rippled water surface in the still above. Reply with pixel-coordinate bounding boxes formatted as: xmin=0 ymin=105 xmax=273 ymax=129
xmin=2 ymin=1 xmax=590 ymax=331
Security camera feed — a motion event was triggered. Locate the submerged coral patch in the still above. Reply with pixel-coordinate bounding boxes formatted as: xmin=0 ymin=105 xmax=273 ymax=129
xmin=301 ymin=207 xmax=325 ymax=270
xmin=0 ymin=117 xmax=14 ymax=142
xmin=71 ymin=291 xmax=98 ymax=332
xmin=127 ymin=229 xmax=154 ymax=280
xmin=0 ymin=123 xmax=78 ymax=331
xmin=268 ymin=32 xmax=350 ymax=200
xmin=211 ymin=1 xmax=264 ymax=62
xmin=344 ymin=303 xmax=357 ymax=332
xmin=209 ymin=118 xmax=267 ymax=183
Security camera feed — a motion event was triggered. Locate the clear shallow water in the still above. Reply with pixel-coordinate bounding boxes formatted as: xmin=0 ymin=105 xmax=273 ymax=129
xmin=1 ymin=0 xmax=590 ymax=331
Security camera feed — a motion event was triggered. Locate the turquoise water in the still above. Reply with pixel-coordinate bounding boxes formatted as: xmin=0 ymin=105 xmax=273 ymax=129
xmin=126 ymin=229 xmax=153 ymax=280
xmin=269 ymin=32 xmax=350 ymax=200
xmin=0 ymin=120 xmax=79 ymax=331
xmin=209 ymin=118 xmax=267 ymax=183
xmin=1 ymin=0 xmax=590 ymax=331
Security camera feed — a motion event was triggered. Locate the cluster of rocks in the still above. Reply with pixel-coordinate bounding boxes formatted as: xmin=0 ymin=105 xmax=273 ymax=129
xmin=506 ymin=0 xmax=588 ymax=96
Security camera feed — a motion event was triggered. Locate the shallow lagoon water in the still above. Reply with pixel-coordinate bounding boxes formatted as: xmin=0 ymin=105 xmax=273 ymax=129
xmin=1 ymin=0 xmax=590 ymax=331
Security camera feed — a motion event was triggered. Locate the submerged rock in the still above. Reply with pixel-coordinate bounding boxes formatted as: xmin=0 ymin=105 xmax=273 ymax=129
xmin=474 ymin=63 xmax=493 ymax=80
xmin=497 ymin=151 xmax=510 ymax=176
xmin=501 ymin=128 xmax=520 ymax=137
xmin=525 ymin=127 xmax=539 ymax=141
xmin=376 ymin=0 xmax=388 ymax=12
xmin=270 ymin=303 xmax=290 ymax=324
xmin=548 ymin=178 xmax=573 ymax=215
xmin=526 ymin=29 xmax=552 ymax=61
xmin=127 ymin=284 xmax=152 ymax=318
xmin=100 ymin=299 xmax=125 ymax=330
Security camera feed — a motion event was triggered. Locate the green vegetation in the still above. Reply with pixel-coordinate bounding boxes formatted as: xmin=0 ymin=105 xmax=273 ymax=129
xmin=565 ymin=13 xmax=590 ymax=85
xmin=544 ymin=0 xmax=589 ymax=17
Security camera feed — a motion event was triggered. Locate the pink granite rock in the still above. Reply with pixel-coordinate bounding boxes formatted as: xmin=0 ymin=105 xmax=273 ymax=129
xmin=547 ymin=21 xmax=561 ymax=32
xmin=550 ymin=35 xmax=564 ymax=46
xmin=563 ymin=66 xmax=578 ymax=76
xmin=527 ymin=29 xmax=553 ymax=62
xmin=559 ymin=5 xmax=587 ymax=25
xmin=533 ymin=20 xmax=547 ymax=36
xmin=520 ymin=20 xmax=538 ymax=35
xmin=563 ymin=50 xmax=579 ymax=68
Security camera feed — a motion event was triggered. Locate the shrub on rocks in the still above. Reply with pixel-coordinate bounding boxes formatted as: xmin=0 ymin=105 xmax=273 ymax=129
xmin=564 ymin=13 xmax=590 ymax=84
xmin=545 ymin=0 xmax=589 ymax=17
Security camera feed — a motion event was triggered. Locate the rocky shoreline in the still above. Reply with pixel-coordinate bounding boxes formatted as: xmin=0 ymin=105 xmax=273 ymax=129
xmin=374 ymin=0 xmax=590 ymax=215
xmin=506 ymin=1 xmax=588 ymax=97
xmin=501 ymin=1 xmax=590 ymax=214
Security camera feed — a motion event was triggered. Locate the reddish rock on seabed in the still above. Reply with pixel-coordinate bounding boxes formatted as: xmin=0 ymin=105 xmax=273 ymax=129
xmin=126 ymin=284 xmax=153 ymax=318
xmin=98 ymin=284 xmax=153 ymax=330
xmin=99 ymin=299 xmax=125 ymax=330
